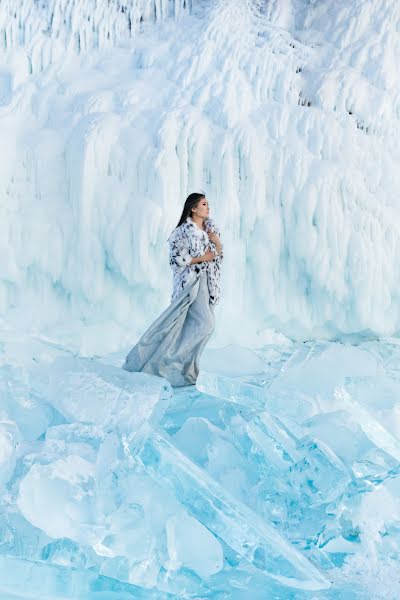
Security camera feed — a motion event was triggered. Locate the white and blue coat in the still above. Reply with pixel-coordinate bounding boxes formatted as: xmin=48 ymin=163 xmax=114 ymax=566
xmin=168 ymin=216 xmax=224 ymax=305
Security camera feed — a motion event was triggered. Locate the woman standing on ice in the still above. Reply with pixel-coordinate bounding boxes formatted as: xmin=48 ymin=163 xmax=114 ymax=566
xmin=122 ymin=193 xmax=224 ymax=387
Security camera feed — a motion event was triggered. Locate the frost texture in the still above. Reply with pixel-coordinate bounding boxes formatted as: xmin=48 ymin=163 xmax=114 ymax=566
xmin=0 ymin=0 xmax=197 ymax=65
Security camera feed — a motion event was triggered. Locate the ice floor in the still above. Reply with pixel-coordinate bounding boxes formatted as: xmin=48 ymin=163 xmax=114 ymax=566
xmin=1 ymin=322 xmax=400 ymax=599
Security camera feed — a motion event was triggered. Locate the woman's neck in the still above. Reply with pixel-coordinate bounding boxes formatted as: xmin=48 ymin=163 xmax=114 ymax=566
xmin=190 ymin=215 xmax=206 ymax=230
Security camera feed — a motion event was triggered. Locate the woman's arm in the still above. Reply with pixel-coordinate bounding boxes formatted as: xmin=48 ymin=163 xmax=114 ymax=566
xmin=207 ymin=232 xmax=223 ymax=260
xmin=169 ymin=234 xmax=192 ymax=267
xmin=169 ymin=231 xmax=214 ymax=269
xmin=190 ymin=251 xmax=215 ymax=265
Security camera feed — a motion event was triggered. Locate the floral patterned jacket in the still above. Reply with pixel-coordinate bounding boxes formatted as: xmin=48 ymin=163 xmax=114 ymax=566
xmin=168 ymin=216 xmax=224 ymax=305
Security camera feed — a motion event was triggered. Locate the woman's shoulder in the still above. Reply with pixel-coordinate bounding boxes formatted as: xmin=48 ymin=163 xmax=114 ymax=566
xmin=168 ymin=222 xmax=187 ymax=242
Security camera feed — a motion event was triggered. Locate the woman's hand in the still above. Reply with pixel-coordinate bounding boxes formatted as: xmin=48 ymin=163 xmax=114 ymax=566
xmin=207 ymin=232 xmax=219 ymax=244
xmin=208 ymin=232 xmax=222 ymax=254
xmin=190 ymin=250 xmax=215 ymax=265
xmin=203 ymin=250 xmax=216 ymax=262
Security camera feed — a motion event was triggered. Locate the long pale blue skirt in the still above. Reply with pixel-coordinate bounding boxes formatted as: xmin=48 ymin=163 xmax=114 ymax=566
xmin=121 ymin=272 xmax=215 ymax=387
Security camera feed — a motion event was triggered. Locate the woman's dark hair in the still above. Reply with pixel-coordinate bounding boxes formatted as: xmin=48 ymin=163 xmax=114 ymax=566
xmin=175 ymin=192 xmax=205 ymax=229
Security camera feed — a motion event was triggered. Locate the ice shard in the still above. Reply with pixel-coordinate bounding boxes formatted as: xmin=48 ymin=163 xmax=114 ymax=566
xmin=135 ymin=430 xmax=330 ymax=591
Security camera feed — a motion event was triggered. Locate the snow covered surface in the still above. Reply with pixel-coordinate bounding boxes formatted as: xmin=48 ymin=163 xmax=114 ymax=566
xmin=1 ymin=0 xmax=400 ymax=597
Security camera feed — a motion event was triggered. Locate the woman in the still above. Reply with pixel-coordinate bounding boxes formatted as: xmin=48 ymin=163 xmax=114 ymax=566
xmin=122 ymin=193 xmax=224 ymax=387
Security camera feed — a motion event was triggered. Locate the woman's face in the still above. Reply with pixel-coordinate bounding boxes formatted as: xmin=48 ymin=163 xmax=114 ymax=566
xmin=193 ymin=197 xmax=210 ymax=219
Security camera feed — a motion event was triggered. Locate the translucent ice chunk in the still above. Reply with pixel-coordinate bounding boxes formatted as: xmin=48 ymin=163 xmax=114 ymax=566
xmin=229 ymin=411 xmax=303 ymax=471
xmin=41 ymin=537 xmax=99 ymax=570
xmin=173 ymin=417 xmax=257 ymax=502
xmin=136 ymin=431 xmax=330 ymax=591
xmin=0 ymin=420 xmax=20 ymax=487
xmin=288 ymin=435 xmax=351 ymax=505
xmin=45 ymin=423 xmax=105 ymax=450
xmin=276 ymin=343 xmax=378 ymax=393
xmin=303 ymin=408 xmax=400 ymax=479
xmin=0 ymin=555 xmax=177 ymax=599
xmin=196 ymin=372 xmax=269 ymax=409
xmin=161 ymin=386 xmax=231 ymax=435
xmin=34 ymin=356 xmax=172 ymax=439
xmin=0 ymin=511 xmax=53 ymax=561
xmin=165 ymin=513 xmax=224 ymax=578
xmin=0 ymin=365 xmax=55 ymax=440
xmin=197 ymin=345 xmax=270 ymax=409
xmin=221 ymin=410 xmax=350 ymax=516
xmin=200 ymin=345 xmax=269 ymax=378
xmin=17 ymin=455 xmax=98 ymax=545
xmin=266 ymin=342 xmax=379 ymax=422
xmin=343 ymin=375 xmax=400 ymax=441
xmin=335 ymin=386 xmax=400 ymax=462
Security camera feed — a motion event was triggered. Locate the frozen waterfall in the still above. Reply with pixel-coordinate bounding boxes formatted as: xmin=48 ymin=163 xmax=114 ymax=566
xmin=0 ymin=0 xmax=399 ymax=347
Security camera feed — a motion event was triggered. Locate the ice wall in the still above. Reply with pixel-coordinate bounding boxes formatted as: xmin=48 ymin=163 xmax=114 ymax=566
xmin=0 ymin=0 xmax=197 ymax=72
xmin=0 ymin=0 xmax=400 ymax=352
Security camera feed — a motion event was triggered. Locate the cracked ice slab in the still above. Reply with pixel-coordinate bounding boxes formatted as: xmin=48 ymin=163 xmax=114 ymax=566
xmin=135 ymin=430 xmax=330 ymax=591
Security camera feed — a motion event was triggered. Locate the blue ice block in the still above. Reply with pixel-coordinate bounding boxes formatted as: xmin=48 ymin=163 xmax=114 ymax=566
xmin=135 ymin=430 xmax=330 ymax=591
xmin=0 ymin=555 xmax=177 ymax=599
